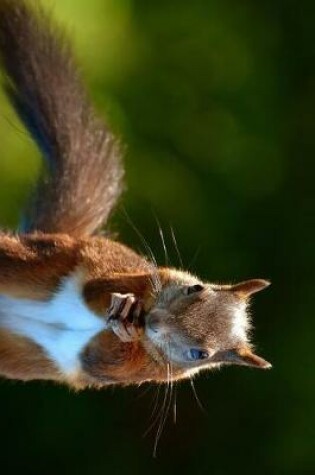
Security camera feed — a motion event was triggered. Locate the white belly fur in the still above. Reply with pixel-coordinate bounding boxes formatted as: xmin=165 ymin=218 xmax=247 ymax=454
xmin=0 ymin=276 xmax=107 ymax=375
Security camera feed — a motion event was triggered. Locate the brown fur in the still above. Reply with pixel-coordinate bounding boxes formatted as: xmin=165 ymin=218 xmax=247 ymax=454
xmin=80 ymin=333 xmax=160 ymax=386
xmin=0 ymin=232 xmax=155 ymax=300
xmin=0 ymin=329 xmax=60 ymax=381
xmin=0 ymin=233 xmax=78 ymax=299
xmin=83 ymin=274 xmax=157 ymax=316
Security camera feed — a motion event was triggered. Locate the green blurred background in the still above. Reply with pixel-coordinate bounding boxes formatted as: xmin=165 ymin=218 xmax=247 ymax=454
xmin=0 ymin=0 xmax=314 ymax=473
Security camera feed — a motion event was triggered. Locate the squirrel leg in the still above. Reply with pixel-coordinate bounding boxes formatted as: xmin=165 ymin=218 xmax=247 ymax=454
xmin=106 ymin=293 xmax=144 ymax=342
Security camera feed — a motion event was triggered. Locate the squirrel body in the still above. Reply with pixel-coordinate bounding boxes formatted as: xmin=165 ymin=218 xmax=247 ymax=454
xmin=0 ymin=233 xmax=157 ymax=387
xmin=0 ymin=0 xmax=271 ymax=389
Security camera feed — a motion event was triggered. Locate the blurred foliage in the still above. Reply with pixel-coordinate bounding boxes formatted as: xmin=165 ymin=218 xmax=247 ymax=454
xmin=0 ymin=0 xmax=314 ymax=473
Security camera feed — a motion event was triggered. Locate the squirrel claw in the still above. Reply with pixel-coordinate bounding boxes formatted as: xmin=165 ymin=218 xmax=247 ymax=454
xmin=107 ymin=293 xmax=144 ymax=342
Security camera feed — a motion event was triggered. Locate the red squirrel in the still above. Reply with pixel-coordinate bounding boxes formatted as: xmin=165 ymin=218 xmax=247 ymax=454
xmin=0 ymin=0 xmax=271 ymax=390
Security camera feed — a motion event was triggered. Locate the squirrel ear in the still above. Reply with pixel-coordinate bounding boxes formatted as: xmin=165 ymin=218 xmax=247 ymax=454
xmin=230 ymin=279 xmax=270 ymax=298
xmin=219 ymin=347 xmax=272 ymax=369
xmin=234 ymin=347 xmax=272 ymax=369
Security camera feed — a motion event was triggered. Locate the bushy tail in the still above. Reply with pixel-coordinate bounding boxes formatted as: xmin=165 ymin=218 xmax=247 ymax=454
xmin=0 ymin=0 xmax=124 ymax=236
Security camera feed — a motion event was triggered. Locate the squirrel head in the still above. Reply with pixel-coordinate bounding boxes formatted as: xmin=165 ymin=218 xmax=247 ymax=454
xmin=145 ymin=269 xmax=271 ymax=377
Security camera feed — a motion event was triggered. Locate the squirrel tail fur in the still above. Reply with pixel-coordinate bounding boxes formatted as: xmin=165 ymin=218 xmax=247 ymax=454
xmin=0 ymin=0 xmax=124 ymax=236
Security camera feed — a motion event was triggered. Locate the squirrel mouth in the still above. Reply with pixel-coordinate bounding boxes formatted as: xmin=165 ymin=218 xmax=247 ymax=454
xmin=147 ymin=324 xmax=158 ymax=334
xmin=145 ymin=314 xmax=161 ymax=334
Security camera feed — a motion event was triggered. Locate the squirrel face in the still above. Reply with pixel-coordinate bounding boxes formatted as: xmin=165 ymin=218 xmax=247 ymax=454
xmin=145 ymin=270 xmax=271 ymax=375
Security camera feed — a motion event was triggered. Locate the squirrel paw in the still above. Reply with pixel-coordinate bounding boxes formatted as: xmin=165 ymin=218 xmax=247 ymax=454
xmin=106 ymin=293 xmax=144 ymax=342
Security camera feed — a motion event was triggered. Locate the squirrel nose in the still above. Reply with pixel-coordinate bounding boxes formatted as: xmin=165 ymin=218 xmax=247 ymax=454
xmin=147 ymin=311 xmax=169 ymax=334
xmin=147 ymin=314 xmax=161 ymax=333
xmin=147 ymin=308 xmax=171 ymax=335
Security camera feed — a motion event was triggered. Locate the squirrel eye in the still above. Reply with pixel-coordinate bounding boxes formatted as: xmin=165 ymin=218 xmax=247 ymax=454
xmin=185 ymin=284 xmax=204 ymax=295
xmin=187 ymin=349 xmax=209 ymax=361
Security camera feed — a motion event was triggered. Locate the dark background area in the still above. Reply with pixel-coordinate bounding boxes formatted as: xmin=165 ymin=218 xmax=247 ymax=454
xmin=0 ymin=0 xmax=314 ymax=473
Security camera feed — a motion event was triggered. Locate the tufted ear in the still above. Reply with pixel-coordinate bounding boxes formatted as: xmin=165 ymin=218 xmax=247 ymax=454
xmin=217 ymin=347 xmax=272 ymax=369
xmin=230 ymin=279 xmax=270 ymax=298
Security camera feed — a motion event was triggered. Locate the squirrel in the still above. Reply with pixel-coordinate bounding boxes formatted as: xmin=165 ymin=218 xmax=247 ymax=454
xmin=0 ymin=0 xmax=271 ymax=390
